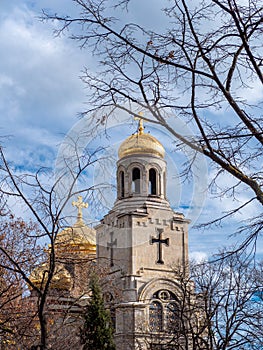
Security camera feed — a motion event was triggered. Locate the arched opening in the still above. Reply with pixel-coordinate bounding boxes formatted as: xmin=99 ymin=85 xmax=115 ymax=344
xmin=132 ymin=167 xmax=141 ymax=194
xmin=149 ymin=290 xmax=180 ymax=335
xmin=166 ymin=302 xmax=180 ymax=331
xmin=149 ymin=301 xmax=162 ymax=332
xmin=149 ymin=168 xmax=157 ymax=195
xmin=119 ymin=171 xmax=125 ymax=198
xmin=163 ymin=171 xmax=166 ymax=197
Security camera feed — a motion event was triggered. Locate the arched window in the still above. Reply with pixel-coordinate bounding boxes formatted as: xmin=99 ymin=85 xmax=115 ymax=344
xmin=149 ymin=290 xmax=179 ymax=335
xmin=119 ymin=171 xmax=125 ymax=198
xmin=149 ymin=301 xmax=162 ymax=332
xmin=149 ymin=168 xmax=157 ymax=195
xmin=163 ymin=171 xmax=166 ymax=196
xmin=166 ymin=302 xmax=179 ymax=332
xmin=132 ymin=167 xmax=140 ymax=194
xmin=110 ymin=308 xmax=116 ymax=331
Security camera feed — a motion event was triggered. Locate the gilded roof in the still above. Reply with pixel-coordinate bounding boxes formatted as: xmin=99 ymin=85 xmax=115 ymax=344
xmin=30 ymin=199 xmax=95 ymax=291
xmin=55 ymin=196 xmax=96 ymax=253
xmin=30 ymin=262 xmax=72 ymax=290
xmin=118 ymin=123 xmax=165 ymax=159
xmin=55 ymin=223 xmax=96 ymax=248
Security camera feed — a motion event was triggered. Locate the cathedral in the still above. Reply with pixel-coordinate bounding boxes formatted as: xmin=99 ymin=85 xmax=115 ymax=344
xmin=30 ymin=119 xmax=194 ymax=350
xmin=96 ymin=120 xmax=190 ymax=349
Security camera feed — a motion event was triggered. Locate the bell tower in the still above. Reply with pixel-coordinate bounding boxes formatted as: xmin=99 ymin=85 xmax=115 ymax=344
xmin=96 ymin=119 xmax=190 ymax=350
xmin=115 ymin=118 xmax=169 ymax=212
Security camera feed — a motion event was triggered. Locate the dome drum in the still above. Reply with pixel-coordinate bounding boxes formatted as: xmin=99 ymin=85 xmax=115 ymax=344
xmin=116 ymin=157 xmax=167 ymax=201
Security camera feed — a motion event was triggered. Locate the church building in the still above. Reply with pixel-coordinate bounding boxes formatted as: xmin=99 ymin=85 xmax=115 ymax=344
xmin=29 ymin=119 xmax=194 ymax=350
xmin=96 ymin=120 xmax=191 ymax=350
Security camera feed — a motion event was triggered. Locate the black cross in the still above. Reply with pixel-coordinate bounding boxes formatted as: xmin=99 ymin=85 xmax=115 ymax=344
xmin=150 ymin=228 xmax=169 ymax=264
xmin=107 ymin=232 xmax=117 ymax=267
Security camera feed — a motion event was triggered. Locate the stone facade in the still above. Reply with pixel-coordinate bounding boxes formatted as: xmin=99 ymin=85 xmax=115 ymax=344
xmin=96 ymin=125 xmax=191 ymax=350
xmin=28 ymin=122 xmax=195 ymax=350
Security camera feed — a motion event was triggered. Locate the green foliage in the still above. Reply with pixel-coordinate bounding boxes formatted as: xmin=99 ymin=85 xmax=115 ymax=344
xmin=81 ymin=274 xmax=116 ymax=350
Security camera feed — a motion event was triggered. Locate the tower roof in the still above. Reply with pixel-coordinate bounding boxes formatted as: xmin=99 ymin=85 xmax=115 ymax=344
xmin=118 ymin=119 xmax=165 ymax=159
xmin=55 ymin=222 xmax=96 ymax=254
xmin=29 ymin=199 xmax=96 ymax=292
xmin=30 ymin=262 xmax=72 ymax=291
xmin=55 ymin=196 xmax=96 ymax=254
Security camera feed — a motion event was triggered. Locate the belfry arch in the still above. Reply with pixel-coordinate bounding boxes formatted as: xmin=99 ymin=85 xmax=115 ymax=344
xmin=132 ymin=167 xmax=141 ymax=194
xmin=149 ymin=168 xmax=157 ymax=195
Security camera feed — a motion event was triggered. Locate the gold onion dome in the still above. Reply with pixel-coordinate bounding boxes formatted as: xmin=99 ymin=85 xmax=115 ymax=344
xmin=30 ymin=197 xmax=95 ymax=291
xmin=30 ymin=262 xmax=72 ymax=291
xmin=118 ymin=119 xmax=165 ymax=159
xmin=55 ymin=223 xmax=96 ymax=254
xmin=55 ymin=196 xmax=96 ymax=255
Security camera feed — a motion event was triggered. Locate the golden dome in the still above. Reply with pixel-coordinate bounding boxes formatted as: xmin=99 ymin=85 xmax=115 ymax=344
xmin=55 ymin=223 xmax=96 ymax=255
xmin=30 ymin=262 xmax=72 ymax=290
xmin=118 ymin=120 xmax=165 ymax=159
xmin=55 ymin=196 xmax=96 ymax=255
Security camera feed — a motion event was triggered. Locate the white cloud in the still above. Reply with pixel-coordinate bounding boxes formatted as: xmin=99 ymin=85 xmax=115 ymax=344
xmin=239 ymin=79 xmax=263 ymax=104
xmin=204 ymin=169 xmax=262 ymax=223
xmin=0 ymin=1 xmax=88 ymax=170
xmin=0 ymin=1 xmax=261 ymax=260
xmin=189 ymin=251 xmax=208 ymax=263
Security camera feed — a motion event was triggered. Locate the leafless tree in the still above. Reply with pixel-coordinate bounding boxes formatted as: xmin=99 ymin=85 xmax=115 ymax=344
xmin=134 ymin=254 xmax=263 ymax=350
xmin=0 ymin=215 xmax=41 ymax=347
xmin=122 ymin=253 xmax=263 ymax=349
xmin=43 ymin=0 xmax=263 ymax=253
xmin=0 ymin=142 xmax=107 ymax=349
xmin=169 ymin=253 xmax=263 ymax=350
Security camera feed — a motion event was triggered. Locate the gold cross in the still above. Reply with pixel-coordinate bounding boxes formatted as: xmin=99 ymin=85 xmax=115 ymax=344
xmin=72 ymin=196 xmax=88 ymax=221
xmin=134 ymin=112 xmax=144 ymax=135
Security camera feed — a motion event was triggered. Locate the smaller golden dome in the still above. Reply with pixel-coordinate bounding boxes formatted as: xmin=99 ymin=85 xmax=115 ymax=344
xmin=30 ymin=263 xmax=72 ymax=291
xmin=56 ymin=224 xmax=96 ymax=246
xmin=118 ymin=121 xmax=165 ymax=159
xmin=55 ymin=223 xmax=96 ymax=255
xmin=55 ymin=196 xmax=96 ymax=254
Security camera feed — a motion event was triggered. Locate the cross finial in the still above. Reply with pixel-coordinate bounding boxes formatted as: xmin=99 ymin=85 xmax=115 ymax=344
xmin=72 ymin=196 xmax=88 ymax=224
xmin=134 ymin=112 xmax=144 ymax=135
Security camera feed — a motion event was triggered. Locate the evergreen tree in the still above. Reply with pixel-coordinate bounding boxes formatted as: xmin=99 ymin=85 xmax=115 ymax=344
xmin=81 ymin=274 xmax=116 ymax=350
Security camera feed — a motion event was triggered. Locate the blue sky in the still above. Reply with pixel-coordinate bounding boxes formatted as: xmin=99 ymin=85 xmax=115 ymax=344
xmin=0 ymin=0 xmax=262 ymax=261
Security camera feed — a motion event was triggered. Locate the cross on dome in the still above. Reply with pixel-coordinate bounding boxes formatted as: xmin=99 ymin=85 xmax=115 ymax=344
xmin=134 ymin=112 xmax=145 ymax=135
xmin=72 ymin=196 xmax=88 ymax=223
xmin=118 ymin=112 xmax=165 ymax=159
